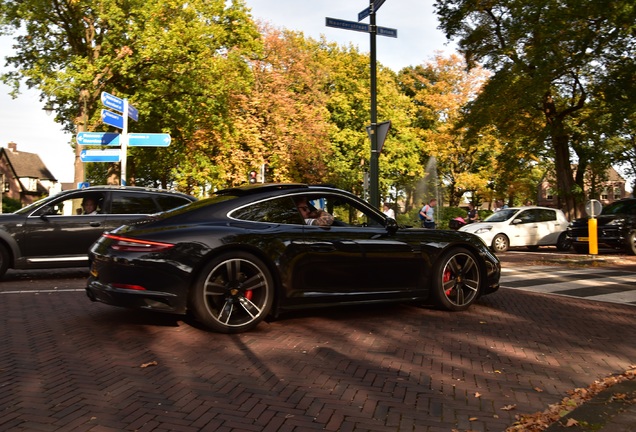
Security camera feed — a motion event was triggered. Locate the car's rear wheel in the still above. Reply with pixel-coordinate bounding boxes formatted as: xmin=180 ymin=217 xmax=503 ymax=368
xmin=0 ymin=244 xmax=8 ymax=278
xmin=431 ymin=247 xmax=481 ymax=311
xmin=556 ymin=232 xmax=572 ymax=251
xmin=190 ymin=252 xmax=274 ymax=333
xmin=492 ymin=234 xmax=509 ymax=253
xmin=626 ymin=231 xmax=636 ymax=255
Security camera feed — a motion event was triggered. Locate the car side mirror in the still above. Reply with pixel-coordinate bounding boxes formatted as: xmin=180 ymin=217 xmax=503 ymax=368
xmin=512 ymin=218 xmax=523 ymax=225
xmin=385 ymin=217 xmax=399 ymax=233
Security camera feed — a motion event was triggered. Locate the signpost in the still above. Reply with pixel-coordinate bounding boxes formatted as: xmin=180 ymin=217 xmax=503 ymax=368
xmin=326 ymin=1 xmax=396 ymax=207
xmin=76 ymin=92 xmax=172 ymax=185
xmin=76 ymin=132 xmax=120 ymax=146
xmin=80 ymin=149 xmax=122 ymax=163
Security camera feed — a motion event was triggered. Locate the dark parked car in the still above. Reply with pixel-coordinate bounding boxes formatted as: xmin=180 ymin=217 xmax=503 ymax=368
xmin=567 ymin=198 xmax=636 ymax=255
xmin=0 ymin=186 xmax=196 ymax=278
xmin=87 ymin=184 xmax=501 ymax=333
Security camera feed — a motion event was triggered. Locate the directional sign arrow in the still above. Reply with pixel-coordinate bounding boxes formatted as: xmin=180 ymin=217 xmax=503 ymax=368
xmin=76 ymin=132 xmax=120 ymax=146
xmin=80 ymin=149 xmax=121 ymax=163
xmin=101 ymin=92 xmax=124 ymax=113
xmin=128 ymin=133 xmax=172 ymax=147
xmin=101 ymin=91 xmax=138 ymax=121
xmin=101 ymin=109 xmax=124 ymax=129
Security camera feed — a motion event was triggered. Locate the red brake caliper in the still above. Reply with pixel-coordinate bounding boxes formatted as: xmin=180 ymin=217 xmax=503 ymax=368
xmin=245 ymin=290 xmax=253 ymax=301
xmin=443 ymin=269 xmax=453 ymax=296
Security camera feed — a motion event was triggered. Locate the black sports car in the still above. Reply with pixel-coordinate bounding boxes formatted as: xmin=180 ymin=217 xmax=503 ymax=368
xmin=86 ymin=184 xmax=500 ymax=333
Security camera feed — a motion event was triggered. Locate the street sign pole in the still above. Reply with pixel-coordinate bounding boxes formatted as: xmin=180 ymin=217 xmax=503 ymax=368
xmin=369 ymin=0 xmax=379 ymax=208
xmin=121 ymin=99 xmax=129 ymax=186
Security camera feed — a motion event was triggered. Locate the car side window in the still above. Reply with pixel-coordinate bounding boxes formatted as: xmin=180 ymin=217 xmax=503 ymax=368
xmin=110 ymin=192 xmax=160 ymax=214
xmin=538 ymin=209 xmax=556 ymax=222
xmin=232 ymin=197 xmax=304 ymax=225
xmin=31 ymin=193 xmax=104 ymax=216
xmin=516 ymin=210 xmax=537 ymax=224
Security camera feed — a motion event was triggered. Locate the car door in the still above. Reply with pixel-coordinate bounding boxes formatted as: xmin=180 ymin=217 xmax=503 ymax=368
xmin=511 ymin=209 xmax=542 ymax=246
xmin=535 ymin=209 xmax=562 ymax=245
xmin=21 ymin=191 xmax=107 ymax=261
xmin=290 ymin=194 xmax=420 ymax=299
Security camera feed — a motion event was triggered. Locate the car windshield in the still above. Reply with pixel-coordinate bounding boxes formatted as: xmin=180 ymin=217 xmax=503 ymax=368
xmin=601 ymin=200 xmax=636 ymax=215
xmin=484 ymin=209 xmax=518 ymax=222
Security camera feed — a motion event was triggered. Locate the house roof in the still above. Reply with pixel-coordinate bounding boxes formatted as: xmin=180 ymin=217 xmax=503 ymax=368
xmin=1 ymin=146 xmax=57 ymax=181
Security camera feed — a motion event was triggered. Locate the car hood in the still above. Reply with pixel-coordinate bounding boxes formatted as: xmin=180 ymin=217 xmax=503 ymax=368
xmin=459 ymin=221 xmax=504 ymax=233
xmin=569 ymin=214 xmax=625 ymax=227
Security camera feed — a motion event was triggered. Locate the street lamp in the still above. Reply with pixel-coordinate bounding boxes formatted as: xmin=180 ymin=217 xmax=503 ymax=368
xmin=42 ymin=87 xmax=88 ymax=186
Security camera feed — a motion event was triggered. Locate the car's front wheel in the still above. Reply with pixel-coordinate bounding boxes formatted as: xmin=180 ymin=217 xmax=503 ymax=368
xmin=190 ymin=252 xmax=274 ymax=333
xmin=491 ymin=234 xmax=509 ymax=253
xmin=431 ymin=247 xmax=481 ymax=311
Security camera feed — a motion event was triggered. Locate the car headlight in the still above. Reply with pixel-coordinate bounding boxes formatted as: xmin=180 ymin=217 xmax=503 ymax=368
xmin=606 ymin=218 xmax=625 ymax=226
xmin=475 ymin=226 xmax=493 ymax=234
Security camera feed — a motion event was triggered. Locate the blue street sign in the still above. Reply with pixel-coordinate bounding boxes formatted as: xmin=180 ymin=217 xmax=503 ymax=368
xmin=326 ymin=17 xmax=369 ymax=34
xmin=101 ymin=91 xmax=138 ymax=121
xmin=326 ymin=17 xmax=397 ymax=38
xmin=76 ymin=132 xmax=120 ymax=146
xmin=127 ymin=104 xmax=139 ymax=122
xmin=373 ymin=0 xmax=386 ymax=13
xmin=101 ymin=92 xmax=124 ymax=113
xmin=101 ymin=109 xmax=124 ymax=129
xmin=80 ymin=149 xmax=121 ymax=163
xmin=358 ymin=7 xmax=370 ymax=21
xmin=377 ymin=26 xmax=398 ymax=38
xmin=128 ymin=133 xmax=172 ymax=147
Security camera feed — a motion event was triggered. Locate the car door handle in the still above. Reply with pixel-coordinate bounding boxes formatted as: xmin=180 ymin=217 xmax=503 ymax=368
xmin=89 ymin=221 xmax=102 ymax=227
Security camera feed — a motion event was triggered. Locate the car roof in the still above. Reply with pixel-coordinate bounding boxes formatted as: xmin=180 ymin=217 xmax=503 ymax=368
xmin=55 ymin=185 xmax=195 ymax=199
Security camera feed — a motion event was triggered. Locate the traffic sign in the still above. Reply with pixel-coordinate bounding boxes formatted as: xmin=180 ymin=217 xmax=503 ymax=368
xmin=101 ymin=109 xmax=124 ymax=129
xmin=326 ymin=17 xmax=397 ymax=37
xmin=377 ymin=26 xmax=397 ymax=38
xmin=101 ymin=91 xmax=138 ymax=121
xmin=127 ymin=104 xmax=139 ymax=122
xmin=358 ymin=7 xmax=370 ymax=21
xmin=128 ymin=133 xmax=171 ymax=147
xmin=326 ymin=17 xmax=369 ymax=34
xmin=80 ymin=149 xmax=121 ymax=163
xmin=373 ymin=0 xmax=386 ymax=13
xmin=76 ymin=132 xmax=120 ymax=146
xmin=101 ymin=92 xmax=124 ymax=113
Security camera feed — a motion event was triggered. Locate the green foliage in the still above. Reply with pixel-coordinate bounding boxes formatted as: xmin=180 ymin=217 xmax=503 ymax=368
xmin=2 ymin=197 xmax=22 ymax=213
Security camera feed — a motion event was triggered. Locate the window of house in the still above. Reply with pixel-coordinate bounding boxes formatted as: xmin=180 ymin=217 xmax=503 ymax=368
xmin=601 ymin=188 xmax=608 ymax=200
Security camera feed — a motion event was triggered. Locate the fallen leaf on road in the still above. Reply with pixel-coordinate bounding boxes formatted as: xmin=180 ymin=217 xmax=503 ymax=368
xmin=140 ymin=361 xmax=158 ymax=368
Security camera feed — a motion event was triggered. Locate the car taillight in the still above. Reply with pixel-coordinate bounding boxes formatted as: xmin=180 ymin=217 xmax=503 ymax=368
xmin=112 ymin=283 xmax=147 ymax=291
xmin=102 ymin=233 xmax=175 ymax=252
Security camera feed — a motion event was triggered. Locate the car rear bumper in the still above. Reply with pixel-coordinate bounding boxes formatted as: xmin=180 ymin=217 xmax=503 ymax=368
xmin=86 ymin=279 xmax=188 ymax=314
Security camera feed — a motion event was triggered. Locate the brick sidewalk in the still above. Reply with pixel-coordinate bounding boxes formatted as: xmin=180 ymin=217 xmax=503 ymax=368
xmin=1 ymin=285 xmax=635 ymax=431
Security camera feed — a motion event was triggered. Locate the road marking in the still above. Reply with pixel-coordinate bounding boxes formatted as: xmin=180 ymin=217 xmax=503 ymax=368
xmin=501 ymin=266 xmax=636 ymax=306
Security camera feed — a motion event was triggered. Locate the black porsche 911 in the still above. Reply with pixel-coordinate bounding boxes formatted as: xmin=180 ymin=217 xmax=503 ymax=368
xmin=86 ymin=184 xmax=500 ymax=333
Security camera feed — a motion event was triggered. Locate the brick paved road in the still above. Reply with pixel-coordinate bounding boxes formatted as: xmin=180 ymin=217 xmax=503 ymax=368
xmin=1 ymin=271 xmax=635 ymax=431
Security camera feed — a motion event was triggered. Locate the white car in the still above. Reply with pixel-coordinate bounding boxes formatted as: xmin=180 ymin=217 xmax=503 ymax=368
xmin=459 ymin=206 xmax=571 ymax=253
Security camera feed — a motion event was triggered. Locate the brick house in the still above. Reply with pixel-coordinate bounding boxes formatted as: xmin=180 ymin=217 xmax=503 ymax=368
xmin=538 ymin=166 xmax=628 ymax=208
xmin=0 ymin=142 xmax=59 ymax=207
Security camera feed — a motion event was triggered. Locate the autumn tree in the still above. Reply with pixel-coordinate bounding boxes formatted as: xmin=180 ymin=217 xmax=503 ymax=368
xmin=434 ymin=0 xmax=636 ymax=217
xmin=0 ymin=0 xmax=261 ymax=194
xmin=399 ymin=54 xmax=495 ymax=207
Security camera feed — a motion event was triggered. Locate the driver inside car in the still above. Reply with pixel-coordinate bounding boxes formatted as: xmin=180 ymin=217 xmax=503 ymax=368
xmin=295 ymin=197 xmax=334 ymax=226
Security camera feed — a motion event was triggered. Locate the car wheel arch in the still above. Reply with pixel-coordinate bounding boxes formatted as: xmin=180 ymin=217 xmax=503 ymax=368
xmin=187 ymin=244 xmax=282 ymax=314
